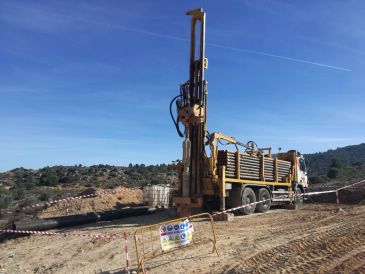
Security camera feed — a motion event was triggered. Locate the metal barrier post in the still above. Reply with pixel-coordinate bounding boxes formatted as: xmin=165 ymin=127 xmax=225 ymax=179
xmin=134 ymin=213 xmax=218 ymax=273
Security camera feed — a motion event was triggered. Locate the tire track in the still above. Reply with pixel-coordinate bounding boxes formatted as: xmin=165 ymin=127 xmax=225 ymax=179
xmin=327 ymin=250 xmax=365 ymax=274
xmin=230 ymin=217 xmax=365 ymax=274
xmin=219 ymin=210 xmax=360 ymax=270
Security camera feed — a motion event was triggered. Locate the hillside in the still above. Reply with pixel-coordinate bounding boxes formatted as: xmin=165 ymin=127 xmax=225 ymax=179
xmin=1 ymin=143 xmax=365 ymax=210
xmin=305 ymin=143 xmax=365 ymax=185
xmin=305 ymin=143 xmax=365 ymax=175
xmin=0 ymin=164 xmax=177 ymax=210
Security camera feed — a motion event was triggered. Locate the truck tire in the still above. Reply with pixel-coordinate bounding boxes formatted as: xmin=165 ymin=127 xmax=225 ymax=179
xmin=240 ymin=187 xmax=256 ymax=215
xmin=255 ymin=188 xmax=271 ymax=213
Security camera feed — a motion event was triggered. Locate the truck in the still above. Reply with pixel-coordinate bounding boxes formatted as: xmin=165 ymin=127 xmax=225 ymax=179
xmin=170 ymin=8 xmax=308 ymax=217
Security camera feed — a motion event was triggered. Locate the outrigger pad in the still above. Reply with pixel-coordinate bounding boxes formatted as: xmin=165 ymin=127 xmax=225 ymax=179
xmin=213 ymin=212 xmax=234 ymax=222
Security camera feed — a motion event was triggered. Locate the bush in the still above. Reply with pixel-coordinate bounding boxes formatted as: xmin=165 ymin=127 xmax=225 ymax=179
xmin=40 ymin=170 xmax=60 ymax=186
xmin=0 ymin=194 xmax=13 ymax=209
xmin=11 ymin=187 xmax=25 ymax=200
xmin=330 ymin=158 xmax=343 ymax=169
xmin=309 ymin=175 xmax=328 ymax=185
xmin=39 ymin=192 xmax=50 ymax=201
xmin=327 ymin=168 xmax=339 ymax=179
xmin=110 ymin=171 xmax=117 ymax=177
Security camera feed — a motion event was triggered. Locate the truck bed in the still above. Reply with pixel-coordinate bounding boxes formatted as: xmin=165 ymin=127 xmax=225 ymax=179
xmin=217 ymin=150 xmax=291 ymax=183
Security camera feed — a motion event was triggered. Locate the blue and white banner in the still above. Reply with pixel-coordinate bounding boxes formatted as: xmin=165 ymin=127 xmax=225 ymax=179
xmin=160 ymin=219 xmax=193 ymax=251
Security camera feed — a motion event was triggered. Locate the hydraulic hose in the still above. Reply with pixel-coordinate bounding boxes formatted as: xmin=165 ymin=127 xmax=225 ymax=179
xmin=169 ymin=95 xmax=184 ymax=137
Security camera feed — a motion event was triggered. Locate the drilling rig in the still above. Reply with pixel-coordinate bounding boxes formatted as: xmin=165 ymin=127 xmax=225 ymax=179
xmin=170 ymin=8 xmax=308 ymax=217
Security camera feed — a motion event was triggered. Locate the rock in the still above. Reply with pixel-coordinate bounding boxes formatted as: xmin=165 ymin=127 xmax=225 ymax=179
xmin=335 ymin=207 xmax=347 ymax=214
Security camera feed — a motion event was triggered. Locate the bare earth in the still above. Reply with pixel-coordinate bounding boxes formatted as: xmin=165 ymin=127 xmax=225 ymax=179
xmin=40 ymin=187 xmax=143 ymax=218
xmin=1 ymin=203 xmax=365 ymax=274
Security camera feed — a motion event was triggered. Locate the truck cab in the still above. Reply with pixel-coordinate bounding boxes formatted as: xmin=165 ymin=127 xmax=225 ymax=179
xmin=297 ymin=154 xmax=308 ymax=190
xmin=278 ymin=150 xmax=308 ymax=193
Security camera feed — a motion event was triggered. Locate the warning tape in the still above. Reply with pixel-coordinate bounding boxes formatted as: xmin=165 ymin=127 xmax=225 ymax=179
xmin=337 ymin=179 xmax=365 ymax=191
xmin=311 ymin=185 xmax=336 ymax=189
xmin=212 ymin=199 xmax=272 ymax=216
xmin=305 ymin=189 xmax=336 ymax=195
xmin=2 ymin=188 xmax=138 ymax=213
xmin=124 ymin=232 xmax=131 ymax=274
xmin=312 ymin=180 xmax=365 ymax=190
xmin=0 ymin=229 xmax=122 ymax=240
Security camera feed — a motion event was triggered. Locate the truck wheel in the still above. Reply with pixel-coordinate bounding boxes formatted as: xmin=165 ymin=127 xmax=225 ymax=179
xmin=255 ymin=188 xmax=271 ymax=213
xmin=240 ymin=187 xmax=256 ymax=215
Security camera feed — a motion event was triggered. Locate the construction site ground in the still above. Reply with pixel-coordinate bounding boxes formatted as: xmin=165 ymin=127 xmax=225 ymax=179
xmin=1 ymin=201 xmax=365 ymax=274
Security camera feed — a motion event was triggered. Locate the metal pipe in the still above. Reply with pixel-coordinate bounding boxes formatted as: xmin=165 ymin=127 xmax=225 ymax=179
xmin=13 ymin=207 xmax=156 ymax=231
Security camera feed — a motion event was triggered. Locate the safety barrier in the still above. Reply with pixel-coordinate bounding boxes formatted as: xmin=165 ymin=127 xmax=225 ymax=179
xmin=134 ymin=212 xmax=219 ymax=273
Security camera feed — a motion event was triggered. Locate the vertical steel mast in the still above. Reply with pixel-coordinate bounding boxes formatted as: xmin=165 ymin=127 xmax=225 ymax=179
xmin=173 ymin=8 xmax=208 ymax=217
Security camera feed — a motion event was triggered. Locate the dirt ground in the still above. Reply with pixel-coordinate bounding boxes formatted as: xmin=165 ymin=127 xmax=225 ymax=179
xmin=1 ymin=203 xmax=364 ymax=274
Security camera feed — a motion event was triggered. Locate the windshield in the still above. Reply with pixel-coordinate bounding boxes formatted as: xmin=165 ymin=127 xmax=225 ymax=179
xmin=299 ymin=158 xmax=306 ymax=173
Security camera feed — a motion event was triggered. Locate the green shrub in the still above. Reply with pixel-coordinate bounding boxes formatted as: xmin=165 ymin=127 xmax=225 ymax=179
xmin=39 ymin=192 xmax=50 ymax=201
xmin=327 ymin=168 xmax=339 ymax=179
xmin=309 ymin=175 xmax=328 ymax=185
xmin=0 ymin=194 xmax=13 ymax=209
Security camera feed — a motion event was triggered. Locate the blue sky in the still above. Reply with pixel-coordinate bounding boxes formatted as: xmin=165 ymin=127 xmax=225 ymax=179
xmin=0 ymin=0 xmax=364 ymax=171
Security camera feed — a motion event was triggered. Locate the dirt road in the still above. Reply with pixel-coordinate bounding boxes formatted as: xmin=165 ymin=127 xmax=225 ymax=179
xmin=1 ymin=204 xmax=364 ymax=273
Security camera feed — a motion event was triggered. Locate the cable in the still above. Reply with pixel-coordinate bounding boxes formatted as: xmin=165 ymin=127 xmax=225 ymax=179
xmin=218 ymin=139 xmax=231 ymax=146
xmin=169 ymin=95 xmax=184 ymax=137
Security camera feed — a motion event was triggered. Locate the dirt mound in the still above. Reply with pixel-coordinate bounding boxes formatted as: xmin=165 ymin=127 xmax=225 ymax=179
xmin=39 ymin=187 xmax=143 ymax=218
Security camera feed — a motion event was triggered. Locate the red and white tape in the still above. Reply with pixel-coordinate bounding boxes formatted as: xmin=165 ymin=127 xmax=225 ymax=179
xmin=124 ymin=232 xmax=131 ymax=274
xmin=337 ymin=179 xmax=365 ymax=190
xmin=0 ymin=229 xmax=121 ymax=240
xmin=212 ymin=198 xmax=272 ymax=216
xmin=312 ymin=180 xmax=365 ymax=191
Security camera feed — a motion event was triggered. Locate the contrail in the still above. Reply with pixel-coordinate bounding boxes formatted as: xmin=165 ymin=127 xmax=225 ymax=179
xmin=89 ymin=19 xmax=352 ymax=72
xmin=207 ymin=43 xmax=352 ymax=72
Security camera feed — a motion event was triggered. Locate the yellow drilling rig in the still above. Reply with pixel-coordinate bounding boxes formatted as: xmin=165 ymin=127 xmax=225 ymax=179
xmin=170 ymin=8 xmax=308 ymax=217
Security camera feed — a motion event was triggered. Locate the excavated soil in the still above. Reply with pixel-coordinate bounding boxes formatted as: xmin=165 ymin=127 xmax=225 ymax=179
xmin=39 ymin=187 xmax=143 ymax=218
xmin=1 ymin=203 xmax=364 ymax=273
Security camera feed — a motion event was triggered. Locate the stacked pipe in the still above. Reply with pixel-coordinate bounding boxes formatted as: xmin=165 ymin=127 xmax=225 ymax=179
xmin=277 ymin=160 xmax=291 ymax=181
xmin=13 ymin=207 xmax=156 ymax=231
xmin=218 ymin=150 xmax=291 ymax=182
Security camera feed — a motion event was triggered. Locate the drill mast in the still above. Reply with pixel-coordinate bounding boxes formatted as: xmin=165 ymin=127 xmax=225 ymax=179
xmin=173 ymin=8 xmax=208 ymax=216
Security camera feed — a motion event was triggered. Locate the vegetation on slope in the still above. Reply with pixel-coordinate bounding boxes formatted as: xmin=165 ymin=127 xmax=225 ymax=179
xmin=1 ymin=143 xmax=365 ymax=209
xmin=0 ymin=164 xmax=177 ymax=209
xmin=305 ymin=143 xmax=365 ymax=185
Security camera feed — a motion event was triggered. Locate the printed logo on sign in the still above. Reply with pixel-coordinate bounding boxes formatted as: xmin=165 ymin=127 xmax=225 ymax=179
xmin=160 ymin=219 xmax=192 ymax=251
xmin=187 ymin=231 xmax=191 ymax=241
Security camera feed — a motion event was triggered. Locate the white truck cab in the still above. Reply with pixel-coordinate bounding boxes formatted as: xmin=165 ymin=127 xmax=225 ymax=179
xmin=297 ymin=154 xmax=308 ymax=189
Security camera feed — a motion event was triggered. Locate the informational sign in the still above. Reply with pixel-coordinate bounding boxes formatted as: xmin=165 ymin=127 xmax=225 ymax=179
xmin=160 ymin=219 xmax=193 ymax=251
